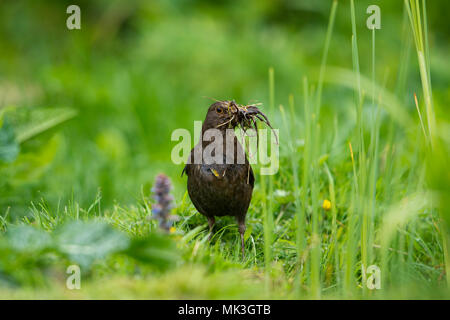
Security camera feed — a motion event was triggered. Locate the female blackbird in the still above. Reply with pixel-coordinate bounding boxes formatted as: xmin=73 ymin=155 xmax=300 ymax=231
xmin=182 ymin=101 xmax=255 ymax=257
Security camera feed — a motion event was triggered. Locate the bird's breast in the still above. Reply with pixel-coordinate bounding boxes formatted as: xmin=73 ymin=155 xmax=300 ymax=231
xmin=187 ymin=163 xmax=253 ymax=217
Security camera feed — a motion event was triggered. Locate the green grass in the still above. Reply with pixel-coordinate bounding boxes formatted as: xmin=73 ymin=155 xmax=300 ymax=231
xmin=0 ymin=0 xmax=449 ymax=299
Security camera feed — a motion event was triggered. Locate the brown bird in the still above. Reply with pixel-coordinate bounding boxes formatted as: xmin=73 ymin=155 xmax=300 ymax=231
xmin=182 ymin=100 xmax=274 ymax=257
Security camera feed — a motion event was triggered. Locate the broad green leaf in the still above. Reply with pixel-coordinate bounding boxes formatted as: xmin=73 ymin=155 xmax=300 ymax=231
xmin=15 ymin=107 xmax=77 ymax=143
xmin=7 ymin=134 xmax=60 ymax=185
xmin=55 ymin=221 xmax=130 ymax=269
xmin=6 ymin=225 xmax=52 ymax=252
xmin=0 ymin=118 xmax=19 ymax=163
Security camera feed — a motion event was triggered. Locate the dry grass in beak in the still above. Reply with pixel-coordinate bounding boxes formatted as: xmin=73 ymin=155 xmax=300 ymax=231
xmin=237 ymin=104 xmax=279 ymax=145
xmin=214 ymin=100 xmax=278 ymax=147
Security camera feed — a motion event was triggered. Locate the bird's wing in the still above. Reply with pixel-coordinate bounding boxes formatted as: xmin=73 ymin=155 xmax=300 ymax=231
xmin=248 ymin=164 xmax=255 ymax=188
xmin=181 ymin=147 xmax=196 ymax=177
xmin=182 ymin=162 xmax=194 ymax=177
xmin=181 ymin=165 xmax=188 ymax=177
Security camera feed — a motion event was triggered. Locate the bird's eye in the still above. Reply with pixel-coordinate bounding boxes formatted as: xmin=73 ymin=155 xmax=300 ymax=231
xmin=216 ymin=107 xmax=223 ymax=114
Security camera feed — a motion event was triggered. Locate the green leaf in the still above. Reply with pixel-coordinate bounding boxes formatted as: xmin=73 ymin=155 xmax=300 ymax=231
xmin=7 ymin=135 xmax=60 ymax=185
xmin=6 ymin=225 xmax=52 ymax=253
xmin=55 ymin=221 xmax=130 ymax=269
xmin=0 ymin=118 xmax=19 ymax=163
xmin=15 ymin=107 xmax=77 ymax=143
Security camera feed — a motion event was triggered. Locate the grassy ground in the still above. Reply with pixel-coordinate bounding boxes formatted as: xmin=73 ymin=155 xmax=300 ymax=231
xmin=0 ymin=0 xmax=449 ymax=299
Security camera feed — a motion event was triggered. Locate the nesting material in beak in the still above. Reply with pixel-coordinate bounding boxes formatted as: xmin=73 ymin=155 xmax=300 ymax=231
xmin=236 ymin=103 xmax=279 ymax=145
xmin=214 ymin=100 xmax=278 ymax=146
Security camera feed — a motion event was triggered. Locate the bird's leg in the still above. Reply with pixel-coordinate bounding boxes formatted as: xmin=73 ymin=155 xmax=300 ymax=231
xmin=236 ymin=217 xmax=246 ymax=259
xmin=207 ymin=216 xmax=215 ymax=241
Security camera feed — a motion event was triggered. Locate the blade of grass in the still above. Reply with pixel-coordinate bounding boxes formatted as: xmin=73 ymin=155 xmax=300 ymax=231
xmin=301 ymin=76 xmax=311 ymax=292
xmin=316 ymin=0 xmax=338 ymax=117
xmin=280 ymin=98 xmax=305 ymax=296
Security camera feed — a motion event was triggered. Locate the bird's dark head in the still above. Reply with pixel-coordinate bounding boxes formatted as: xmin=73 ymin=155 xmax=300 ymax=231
xmin=202 ymin=100 xmax=274 ymax=134
xmin=202 ymin=100 xmax=240 ymax=131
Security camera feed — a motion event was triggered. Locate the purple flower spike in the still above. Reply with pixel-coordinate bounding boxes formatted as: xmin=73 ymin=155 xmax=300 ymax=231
xmin=151 ymin=173 xmax=178 ymax=232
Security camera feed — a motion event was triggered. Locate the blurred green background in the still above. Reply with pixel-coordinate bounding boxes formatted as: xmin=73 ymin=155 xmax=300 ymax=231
xmin=0 ymin=0 xmax=448 ymax=223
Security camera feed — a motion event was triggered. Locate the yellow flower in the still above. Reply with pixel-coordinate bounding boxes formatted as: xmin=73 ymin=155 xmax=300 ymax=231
xmin=169 ymin=227 xmax=176 ymax=233
xmin=322 ymin=199 xmax=331 ymax=211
